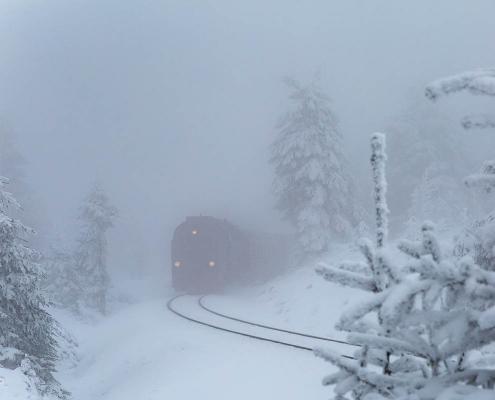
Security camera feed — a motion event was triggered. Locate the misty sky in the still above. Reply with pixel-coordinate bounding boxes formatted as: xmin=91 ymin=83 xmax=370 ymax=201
xmin=1 ymin=0 xmax=494 ymax=276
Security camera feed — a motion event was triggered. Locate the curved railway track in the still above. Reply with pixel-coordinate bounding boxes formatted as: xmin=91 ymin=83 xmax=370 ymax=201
xmin=199 ymin=295 xmax=355 ymax=346
xmin=167 ymin=294 xmax=355 ymax=359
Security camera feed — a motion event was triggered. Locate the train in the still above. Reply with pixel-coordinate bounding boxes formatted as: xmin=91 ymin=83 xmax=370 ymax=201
xmin=171 ymin=215 xmax=293 ymax=293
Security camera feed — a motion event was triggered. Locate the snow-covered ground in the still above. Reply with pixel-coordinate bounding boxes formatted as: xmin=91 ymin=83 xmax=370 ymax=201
xmin=54 ymin=298 xmax=332 ymax=400
xmin=0 ymin=367 xmax=38 ymax=400
xmin=4 ymin=243 xmax=492 ymax=399
xmin=48 ymin=246 xmax=359 ymax=400
xmin=204 ymin=256 xmax=364 ymax=342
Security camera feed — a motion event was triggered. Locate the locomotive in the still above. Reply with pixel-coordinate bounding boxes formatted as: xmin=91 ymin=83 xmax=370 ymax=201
xmin=171 ymin=215 xmax=293 ymax=293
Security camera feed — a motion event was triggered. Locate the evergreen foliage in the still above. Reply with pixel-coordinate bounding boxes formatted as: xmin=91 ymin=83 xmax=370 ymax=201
xmin=74 ymin=184 xmax=117 ymax=315
xmin=270 ymin=78 xmax=361 ymax=257
xmin=0 ymin=177 xmax=66 ymax=398
xmin=316 ymin=134 xmax=495 ymax=399
xmin=407 ymin=164 xmax=469 ymax=234
xmin=386 ymin=101 xmax=470 ymax=229
xmin=43 ymin=248 xmax=81 ymax=314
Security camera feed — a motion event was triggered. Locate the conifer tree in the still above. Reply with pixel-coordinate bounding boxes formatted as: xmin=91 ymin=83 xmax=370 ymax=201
xmin=75 ymin=184 xmax=117 ymax=315
xmin=270 ymin=78 xmax=361 ymax=257
xmin=43 ymin=248 xmax=81 ymax=314
xmin=0 ymin=177 xmax=66 ymax=397
xmin=316 ymin=133 xmax=495 ymax=399
xmin=407 ymin=163 xmax=468 ymax=234
xmin=386 ymin=99 xmax=470 ymax=225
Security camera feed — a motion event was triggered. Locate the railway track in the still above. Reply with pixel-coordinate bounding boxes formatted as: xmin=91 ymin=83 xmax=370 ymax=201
xmin=167 ymin=294 xmax=355 ymax=359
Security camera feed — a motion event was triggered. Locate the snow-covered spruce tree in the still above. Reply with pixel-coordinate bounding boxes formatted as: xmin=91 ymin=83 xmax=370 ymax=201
xmin=426 ymin=69 xmax=495 ymax=271
xmin=386 ymin=97 xmax=470 ymax=225
xmin=74 ymin=184 xmax=117 ymax=315
xmin=315 ymin=134 xmax=495 ymax=399
xmin=406 ymin=163 xmax=468 ymax=235
xmin=270 ymin=78 xmax=361 ymax=257
xmin=0 ymin=177 xmax=67 ymax=398
xmin=43 ymin=248 xmax=82 ymax=314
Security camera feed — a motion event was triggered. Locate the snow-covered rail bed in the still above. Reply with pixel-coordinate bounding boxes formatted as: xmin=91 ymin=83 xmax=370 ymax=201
xmin=167 ymin=295 xmax=356 ymax=358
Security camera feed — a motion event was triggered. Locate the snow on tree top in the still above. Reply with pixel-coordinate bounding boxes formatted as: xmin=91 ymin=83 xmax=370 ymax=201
xmin=425 ymin=68 xmax=495 ymax=101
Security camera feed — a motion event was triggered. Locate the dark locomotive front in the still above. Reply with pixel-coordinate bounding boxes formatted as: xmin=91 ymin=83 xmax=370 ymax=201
xmin=171 ymin=216 xmax=250 ymax=293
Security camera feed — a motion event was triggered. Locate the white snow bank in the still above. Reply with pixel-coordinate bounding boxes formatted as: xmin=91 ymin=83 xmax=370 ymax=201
xmin=58 ymin=299 xmax=333 ymax=400
xmin=0 ymin=366 xmax=41 ymax=400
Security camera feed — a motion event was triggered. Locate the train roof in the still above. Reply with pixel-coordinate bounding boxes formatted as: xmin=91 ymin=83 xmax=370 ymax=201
xmin=174 ymin=215 xmax=241 ymax=236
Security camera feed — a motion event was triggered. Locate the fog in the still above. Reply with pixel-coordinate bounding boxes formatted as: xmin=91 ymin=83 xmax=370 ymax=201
xmin=1 ymin=0 xmax=495 ymax=281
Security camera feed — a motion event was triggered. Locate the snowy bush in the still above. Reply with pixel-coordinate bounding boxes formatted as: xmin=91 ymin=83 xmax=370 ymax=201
xmin=316 ymin=134 xmax=495 ymax=399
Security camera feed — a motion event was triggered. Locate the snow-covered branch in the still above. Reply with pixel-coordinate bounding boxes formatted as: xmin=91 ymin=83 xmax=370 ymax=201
xmin=347 ymin=332 xmax=427 ymax=359
xmin=461 ymin=114 xmax=495 ymax=130
xmin=425 ymin=68 xmax=495 ymax=101
xmin=370 ymin=133 xmax=389 ymax=248
xmin=316 ymin=264 xmax=376 ymax=292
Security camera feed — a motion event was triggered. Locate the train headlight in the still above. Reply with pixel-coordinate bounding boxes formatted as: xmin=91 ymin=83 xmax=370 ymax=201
xmin=208 ymin=260 xmax=216 ymax=267
xmin=174 ymin=261 xmax=181 ymax=268
xmin=192 ymin=229 xmax=198 ymax=235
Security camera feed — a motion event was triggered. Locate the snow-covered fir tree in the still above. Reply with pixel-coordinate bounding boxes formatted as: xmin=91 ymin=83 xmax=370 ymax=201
xmin=386 ymin=97 xmax=471 ymax=228
xmin=43 ymin=247 xmax=82 ymax=314
xmin=270 ymin=77 xmax=361 ymax=257
xmin=406 ymin=163 xmax=469 ymax=235
xmin=0 ymin=177 xmax=67 ymax=398
xmin=74 ymin=184 xmax=117 ymax=315
xmin=316 ymin=133 xmax=495 ymax=399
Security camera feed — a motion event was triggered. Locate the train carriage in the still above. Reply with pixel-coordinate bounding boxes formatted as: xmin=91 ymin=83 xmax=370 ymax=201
xmin=171 ymin=216 xmax=250 ymax=293
xmin=171 ymin=215 xmax=294 ymax=293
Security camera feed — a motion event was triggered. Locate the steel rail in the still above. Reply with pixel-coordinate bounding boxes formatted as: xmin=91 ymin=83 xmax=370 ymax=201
xmin=199 ymin=295 xmax=357 ymax=347
xmin=167 ymin=294 xmax=354 ymax=359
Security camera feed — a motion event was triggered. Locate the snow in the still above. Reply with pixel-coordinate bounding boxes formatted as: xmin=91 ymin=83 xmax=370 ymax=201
xmin=0 ymin=367 xmax=40 ymax=400
xmin=3 ymin=241 xmax=493 ymax=399
xmin=45 ymin=247 xmax=363 ymax=400
xmin=370 ymin=132 xmax=389 ymax=248
xmin=425 ymin=69 xmax=495 ymax=101
xmin=461 ymin=114 xmax=495 ymax=130
xmin=436 ymin=385 xmax=495 ymax=400
xmin=204 ymin=244 xmax=363 ymax=341
xmin=52 ymin=298 xmax=333 ymax=400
